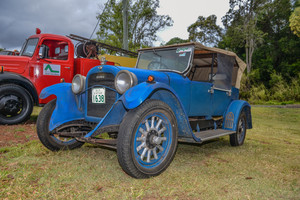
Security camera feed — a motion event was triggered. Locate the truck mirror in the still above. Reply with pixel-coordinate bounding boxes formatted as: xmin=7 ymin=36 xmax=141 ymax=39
xmin=39 ymin=45 xmax=49 ymax=59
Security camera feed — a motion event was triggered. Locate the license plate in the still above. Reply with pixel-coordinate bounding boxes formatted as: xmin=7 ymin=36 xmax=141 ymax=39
xmin=92 ymin=88 xmax=105 ymax=103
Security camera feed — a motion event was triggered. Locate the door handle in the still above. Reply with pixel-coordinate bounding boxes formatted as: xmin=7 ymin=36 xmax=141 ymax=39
xmin=64 ymin=67 xmax=71 ymax=69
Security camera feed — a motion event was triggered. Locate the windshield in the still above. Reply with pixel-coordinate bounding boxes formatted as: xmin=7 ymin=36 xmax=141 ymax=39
xmin=20 ymin=38 xmax=39 ymax=57
xmin=136 ymin=46 xmax=194 ymax=73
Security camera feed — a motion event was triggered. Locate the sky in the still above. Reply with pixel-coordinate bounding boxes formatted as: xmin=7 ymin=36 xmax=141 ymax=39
xmin=0 ymin=0 xmax=229 ymax=51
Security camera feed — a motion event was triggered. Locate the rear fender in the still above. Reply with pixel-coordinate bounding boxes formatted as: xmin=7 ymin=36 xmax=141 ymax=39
xmin=120 ymin=82 xmax=195 ymax=139
xmin=223 ymin=100 xmax=252 ymax=131
xmin=40 ymin=83 xmax=85 ymax=131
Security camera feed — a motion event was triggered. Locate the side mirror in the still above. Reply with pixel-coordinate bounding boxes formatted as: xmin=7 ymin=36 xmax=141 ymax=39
xmin=39 ymin=44 xmax=49 ymax=59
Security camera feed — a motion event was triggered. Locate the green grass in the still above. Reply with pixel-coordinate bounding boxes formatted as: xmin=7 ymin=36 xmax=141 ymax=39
xmin=1 ymin=107 xmax=300 ymax=199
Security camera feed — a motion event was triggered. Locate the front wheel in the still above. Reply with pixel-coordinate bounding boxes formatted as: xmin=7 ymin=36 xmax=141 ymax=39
xmin=36 ymin=100 xmax=84 ymax=151
xmin=230 ymin=111 xmax=247 ymax=146
xmin=0 ymin=84 xmax=33 ymax=125
xmin=117 ymin=100 xmax=178 ymax=179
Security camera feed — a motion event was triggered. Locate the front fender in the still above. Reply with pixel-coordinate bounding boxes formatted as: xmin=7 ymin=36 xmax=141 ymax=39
xmin=223 ymin=100 xmax=252 ymax=131
xmin=120 ymin=82 xmax=195 ymax=140
xmin=121 ymin=82 xmax=174 ymax=109
xmin=40 ymin=83 xmax=84 ymax=131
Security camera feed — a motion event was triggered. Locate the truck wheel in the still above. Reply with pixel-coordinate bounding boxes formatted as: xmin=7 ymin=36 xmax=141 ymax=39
xmin=0 ymin=84 xmax=33 ymax=125
xmin=117 ymin=100 xmax=178 ymax=178
xmin=230 ymin=111 xmax=247 ymax=146
xmin=36 ymin=100 xmax=84 ymax=151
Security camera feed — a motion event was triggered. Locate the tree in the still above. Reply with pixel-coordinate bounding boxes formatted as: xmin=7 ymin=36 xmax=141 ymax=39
xmin=96 ymin=0 xmax=173 ymax=52
xmin=289 ymin=1 xmax=300 ymax=37
xmin=222 ymin=0 xmax=267 ymax=73
xmin=164 ymin=37 xmax=188 ymax=46
xmin=187 ymin=15 xmax=222 ymax=46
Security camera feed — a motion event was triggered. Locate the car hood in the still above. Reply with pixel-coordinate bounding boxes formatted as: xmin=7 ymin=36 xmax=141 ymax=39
xmin=0 ymin=55 xmax=30 ymax=74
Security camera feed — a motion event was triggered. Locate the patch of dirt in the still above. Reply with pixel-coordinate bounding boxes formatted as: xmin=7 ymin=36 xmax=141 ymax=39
xmin=0 ymin=121 xmax=38 ymax=147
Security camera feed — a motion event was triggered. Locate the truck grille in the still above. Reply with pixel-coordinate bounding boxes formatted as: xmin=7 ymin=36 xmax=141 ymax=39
xmin=87 ymin=72 xmax=116 ymax=118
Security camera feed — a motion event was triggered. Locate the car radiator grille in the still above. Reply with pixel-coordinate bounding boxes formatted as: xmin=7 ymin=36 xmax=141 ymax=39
xmin=87 ymin=72 xmax=116 ymax=118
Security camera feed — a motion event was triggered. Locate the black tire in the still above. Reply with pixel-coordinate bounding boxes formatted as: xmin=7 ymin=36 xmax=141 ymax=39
xmin=36 ymin=100 xmax=84 ymax=151
xmin=230 ymin=111 xmax=247 ymax=146
xmin=0 ymin=84 xmax=33 ymax=125
xmin=117 ymin=99 xmax=178 ymax=179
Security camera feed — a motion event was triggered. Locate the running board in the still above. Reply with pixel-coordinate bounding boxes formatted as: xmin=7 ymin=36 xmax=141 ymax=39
xmin=194 ymin=129 xmax=235 ymax=142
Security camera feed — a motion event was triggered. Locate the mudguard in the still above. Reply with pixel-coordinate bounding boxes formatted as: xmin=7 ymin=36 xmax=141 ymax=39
xmin=121 ymin=82 xmax=176 ymax=109
xmin=223 ymin=100 xmax=252 ymax=131
xmin=40 ymin=83 xmax=85 ymax=131
xmin=0 ymin=71 xmax=39 ymax=105
xmin=120 ymin=82 xmax=195 ymax=139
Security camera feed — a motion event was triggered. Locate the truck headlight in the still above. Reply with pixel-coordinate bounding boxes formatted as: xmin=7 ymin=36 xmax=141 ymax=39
xmin=114 ymin=70 xmax=137 ymax=94
xmin=72 ymin=74 xmax=86 ymax=94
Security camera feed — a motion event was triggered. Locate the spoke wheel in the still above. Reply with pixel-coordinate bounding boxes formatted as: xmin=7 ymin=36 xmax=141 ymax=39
xmin=117 ymin=100 xmax=178 ymax=179
xmin=230 ymin=111 xmax=247 ymax=146
xmin=0 ymin=84 xmax=33 ymax=125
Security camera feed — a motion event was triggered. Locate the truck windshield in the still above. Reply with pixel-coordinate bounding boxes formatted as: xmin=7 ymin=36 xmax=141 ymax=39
xmin=136 ymin=46 xmax=194 ymax=73
xmin=20 ymin=38 xmax=39 ymax=57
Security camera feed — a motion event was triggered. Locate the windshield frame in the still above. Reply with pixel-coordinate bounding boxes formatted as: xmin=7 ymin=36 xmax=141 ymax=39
xmin=20 ymin=38 xmax=39 ymax=57
xmin=135 ymin=45 xmax=194 ymax=75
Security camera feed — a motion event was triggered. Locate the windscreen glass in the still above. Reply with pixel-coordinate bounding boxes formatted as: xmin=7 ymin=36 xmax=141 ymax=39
xmin=136 ymin=46 xmax=194 ymax=73
xmin=20 ymin=38 xmax=39 ymax=57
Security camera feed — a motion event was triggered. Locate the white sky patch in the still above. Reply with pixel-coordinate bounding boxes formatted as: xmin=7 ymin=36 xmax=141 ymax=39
xmin=155 ymin=0 xmax=230 ymax=45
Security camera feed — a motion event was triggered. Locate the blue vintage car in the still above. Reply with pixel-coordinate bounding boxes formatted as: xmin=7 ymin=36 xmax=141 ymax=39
xmin=37 ymin=42 xmax=252 ymax=178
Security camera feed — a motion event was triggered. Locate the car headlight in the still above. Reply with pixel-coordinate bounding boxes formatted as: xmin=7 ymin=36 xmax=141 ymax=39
xmin=72 ymin=74 xmax=86 ymax=94
xmin=114 ymin=70 xmax=137 ymax=94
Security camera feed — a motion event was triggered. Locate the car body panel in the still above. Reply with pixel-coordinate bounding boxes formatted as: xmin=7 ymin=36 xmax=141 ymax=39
xmin=40 ymin=83 xmax=85 ymax=131
xmin=223 ymin=100 xmax=252 ymax=131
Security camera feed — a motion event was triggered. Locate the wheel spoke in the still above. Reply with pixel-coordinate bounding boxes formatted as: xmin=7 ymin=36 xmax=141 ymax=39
xmin=136 ymin=137 xmax=144 ymax=142
xmin=139 ymin=127 xmax=147 ymax=136
xmin=153 ymin=147 xmax=158 ymax=159
xmin=155 ymin=119 xmax=162 ymax=130
xmin=145 ymin=120 xmax=150 ymax=131
xmin=157 ymin=145 xmax=164 ymax=152
xmin=158 ymin=126 xmax=166 ymax=136
xmin=160 ymin=137 xmax=167 ymax=141
xmin=141 ymin=148 xmax=148 ymax=160
xmin=151 ymin=116 xmax=155 ymax=129
xmin=147 ymin=149 xmax=151 ymax=163
xmin=136 ymin=142 xmax=145 ymax=152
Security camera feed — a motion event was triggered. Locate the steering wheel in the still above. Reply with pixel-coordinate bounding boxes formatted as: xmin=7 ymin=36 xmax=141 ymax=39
xmin=148 ymin=61 xmax=170 ymax=70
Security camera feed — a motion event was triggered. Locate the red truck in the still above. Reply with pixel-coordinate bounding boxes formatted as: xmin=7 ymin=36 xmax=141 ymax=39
xmin=0 ymin=29 xmax=136 ymax=125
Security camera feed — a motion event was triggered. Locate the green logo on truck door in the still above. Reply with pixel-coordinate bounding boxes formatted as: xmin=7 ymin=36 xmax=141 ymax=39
xmin=43 ymin=64 xmax=61 ymax=76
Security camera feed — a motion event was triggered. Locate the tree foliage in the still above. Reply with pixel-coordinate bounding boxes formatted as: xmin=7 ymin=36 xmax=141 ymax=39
xmin=221 ymin=0 xmax=267 ymax=73
xmin=187 ymin=15 xmax=222 ymax=46
xmin=96 ymin=0 xmax=173 ymax=52
xmin=221 ymin=0 xmax=300 ymax=102
xmin=164 ymin=37 xmax=188 ymax=46
xmin=289 ymin=1 xmax=300 ymax=37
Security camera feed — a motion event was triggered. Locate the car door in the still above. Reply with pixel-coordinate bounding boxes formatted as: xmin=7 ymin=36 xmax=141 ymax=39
xmin=211 ymin=54 xmax=235 ymax=116
xmin=32 ymin=39 xmax=73 ymax=104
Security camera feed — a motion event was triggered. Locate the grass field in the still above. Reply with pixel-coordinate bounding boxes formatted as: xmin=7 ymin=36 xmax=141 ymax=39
xmin=0 ymin=107 xmax=299 ymax=199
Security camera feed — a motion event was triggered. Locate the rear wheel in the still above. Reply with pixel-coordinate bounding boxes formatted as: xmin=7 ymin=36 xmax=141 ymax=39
xmin=117 ymin=100 xmax=178 ymax=178
xmin=36 ymin=100 xmax=84 ymax=151
xmin=0 ymin=84 xmax=33 ymax=125
xmin=230 ymin=111 xmax=247 ymax=146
